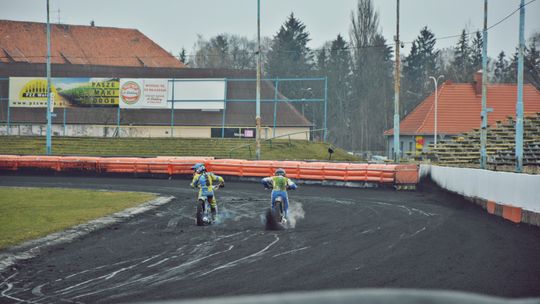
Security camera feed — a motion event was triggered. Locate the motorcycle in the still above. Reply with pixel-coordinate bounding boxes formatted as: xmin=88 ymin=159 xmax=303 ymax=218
xmin=264 ymin=185 xmax=295 ymax=230
xmin=195 ymin=184 xmax=222 ymax=226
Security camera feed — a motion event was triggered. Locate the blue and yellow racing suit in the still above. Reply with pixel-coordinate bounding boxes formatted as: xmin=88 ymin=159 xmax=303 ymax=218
xmin=190 ymin=172 xmax=224 ymax=208
xmin=261 ymin=175 xmax=297 ymax=218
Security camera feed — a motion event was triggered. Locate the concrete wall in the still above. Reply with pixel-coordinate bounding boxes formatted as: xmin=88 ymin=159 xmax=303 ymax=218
xmin=421 ymin=164 xmax=540 ymax=225
xmin=0 ymin=124 xmax=309 ymax=139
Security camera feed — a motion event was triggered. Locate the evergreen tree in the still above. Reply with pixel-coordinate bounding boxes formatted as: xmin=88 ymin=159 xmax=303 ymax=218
xmin=266 ymin=13 xmax=313 ymax=79
xmin=525 ymin=37 xmax=540 ymax=89
xmin=266 ymin=13 xmax=314 ymax=113
xmin=325 ymin=35 xmax=353 ymax=148
xmin=178 ymin=48 xmax=188 ymax=65
xmin=402 ymin=26 xmax=440 ymax=116
xmin=470 ymin=31 xmax=483 ymax=74
xmin=507 ymin=49 xmax=519 ymax=83
xmin=449 ymin=29 xmax=471 ymax=82
xmin=494 ymin=51 xmax=509 ymax=83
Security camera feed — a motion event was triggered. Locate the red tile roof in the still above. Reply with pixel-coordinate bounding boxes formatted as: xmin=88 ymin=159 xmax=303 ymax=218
xmin=0 ymin=20 xmax=184 ymax=68
xmin=385 ymin=81 xmax=540 ymax=136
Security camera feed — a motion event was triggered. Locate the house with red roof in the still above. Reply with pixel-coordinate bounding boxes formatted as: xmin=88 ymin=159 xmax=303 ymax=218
xmin=384 ymin=72 xmax=540 ymax=157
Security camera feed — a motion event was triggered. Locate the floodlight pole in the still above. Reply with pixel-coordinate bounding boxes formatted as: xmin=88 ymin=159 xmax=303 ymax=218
xmin=393 ymin=0 xmax=401 ymax=162
xmin=480 ymin=0 xmax=489 ymax=169
xmin=255 ymin=0 xmax=261 ymax=160
xmin=429 ymin=75 xmax=444 ymax=149
xmin=515 ymin=0 xmax=525 ymax=173
xmin=46 ymin=0 xmax=52 ymax=155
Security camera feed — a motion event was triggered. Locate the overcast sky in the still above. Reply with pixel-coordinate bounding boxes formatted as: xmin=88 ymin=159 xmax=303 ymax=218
xmin=1 ymin=0 xmax=539 ymax=60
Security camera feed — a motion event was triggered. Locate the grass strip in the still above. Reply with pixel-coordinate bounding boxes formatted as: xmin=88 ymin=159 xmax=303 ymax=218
xmin=0 ymin=187 xmax=156 ymax=249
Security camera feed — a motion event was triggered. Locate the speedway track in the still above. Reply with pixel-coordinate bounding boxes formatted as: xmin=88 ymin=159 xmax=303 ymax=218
xmin=0 ymin=173 xmax=539 ymax=303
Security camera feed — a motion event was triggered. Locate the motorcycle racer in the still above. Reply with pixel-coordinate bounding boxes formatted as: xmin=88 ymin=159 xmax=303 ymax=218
xmin=261 ymin=168 xmax=297 ymax=223
xmin=190 ymin=165 xmax=224 ymax=222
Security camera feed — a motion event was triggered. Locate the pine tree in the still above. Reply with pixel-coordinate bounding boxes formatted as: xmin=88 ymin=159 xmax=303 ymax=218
xmin=494 ymin=51 xmax=509 ymax=83
xmin=402 ymin=26 xmax=440 ymax=116
xmin=178 ymin=48 xmax=188 ymax=65
xmin=325 ymin=35 xmax=353 ymax=149
xmin=470 ymin=31 xmax=483 ymax=75
xmin=450 ymin=29 xmax=471 ymax=82
xmin=266 ymin=13 xmax=313 ymax=79
xmin=525 ymin=37 xmax=540 ymax=89
xmin=266 ymin=13 xmax=314 ymax=114
xmin=507 ymin=49 xmax=519 ymax=83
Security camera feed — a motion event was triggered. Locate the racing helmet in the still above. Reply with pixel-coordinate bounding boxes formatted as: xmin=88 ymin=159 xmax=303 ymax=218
xmin=275 ymin=168 xmax=286 ymax=176
xmin=196 ymin=165 xmax=206 ymax=174
xmin=191 ymin=163 xmax=203 ymax=172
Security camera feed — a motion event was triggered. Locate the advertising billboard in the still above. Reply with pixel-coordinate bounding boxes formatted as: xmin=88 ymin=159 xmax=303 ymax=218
xmin=9 ymin=77 xmax=119 ymax=108
xmin=168 ymin=79 xmax=226 ymax=110
xmin=119 ymin=79 xmax=168 ymax=109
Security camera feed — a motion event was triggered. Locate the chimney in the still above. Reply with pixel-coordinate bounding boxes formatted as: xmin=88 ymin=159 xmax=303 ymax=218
xmin=474 ymin=70 xmax=482 ymax=96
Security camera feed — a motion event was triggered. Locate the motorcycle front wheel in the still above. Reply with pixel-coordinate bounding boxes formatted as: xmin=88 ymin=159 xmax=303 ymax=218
xmin=196 ymin=199 xmax=206 ymax=226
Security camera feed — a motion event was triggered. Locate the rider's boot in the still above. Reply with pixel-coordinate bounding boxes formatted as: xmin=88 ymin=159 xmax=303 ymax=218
xmin=211 ymin=207 xmax=217 ymax=222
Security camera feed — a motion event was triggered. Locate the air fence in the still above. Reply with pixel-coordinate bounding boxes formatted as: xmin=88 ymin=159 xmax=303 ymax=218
xmin=0 ymin=155 xmax=419 ymax=187
xmin=0 ymin=77 xmax=327 ymax=141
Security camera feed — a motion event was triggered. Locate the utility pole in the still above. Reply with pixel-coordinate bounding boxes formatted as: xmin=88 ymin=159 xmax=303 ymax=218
xmin=480 ymin=0 xmax=489 ymax=169
xmin=429 ymin=75 xmax=444 ymax=149
xmin=46 ymin=0 xmax=52 ymax=155
xmin=393 ymin=0 xmax=401 ymax=162
xmin=516 ymin=0 xmax=525 ymax=172
xmin=255 ymin=0 xmax=261 ymax=160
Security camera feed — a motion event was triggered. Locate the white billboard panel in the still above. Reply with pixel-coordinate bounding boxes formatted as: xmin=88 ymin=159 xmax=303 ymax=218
xmin=168 ymin=79 xmax=225 ymax=110
xmin=119 ymin=79 xmax=168 ymax=109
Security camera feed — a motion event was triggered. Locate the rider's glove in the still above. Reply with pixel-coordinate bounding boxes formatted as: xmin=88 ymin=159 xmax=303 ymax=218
xmin=219 ymin=182 xmax=225 ymax=188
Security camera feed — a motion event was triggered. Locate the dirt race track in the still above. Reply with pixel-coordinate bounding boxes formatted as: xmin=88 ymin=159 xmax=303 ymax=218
xmin=0 ymin=173 xmax=539 ymax=303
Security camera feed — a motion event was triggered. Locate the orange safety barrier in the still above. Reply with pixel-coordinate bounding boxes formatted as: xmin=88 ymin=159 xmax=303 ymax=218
xmin=395 ymin=164 xmax=420 ymax=184
xmin=275 ymin=161 xmax=302 ymax=179
xmin=168 ymin=158 xmax=210 ymax=175
xmin=0 ymin=155 xmax=420 ymax=186
xmin=207 ymin=159 xmax=246 ymax=176
xmin=321 ymin=163 xmax=349 ymax=181
xmin=502 ymin=205 xmax=522 ymax=223
xmin=346 ymin=163 xmax=369 ymax=181
xmin=98 ymin=157 xmax=142 ymax=173
xmin=364 ymin=164 xmax=385 ymax=183
xmin=0 ymin=155 xmax=19 ymax=171
xmin=486 ymin=200 xmax=496 ymax=214
xmin=58 ymin=156 xmax=100 ymax=172
xmin=240 ymin=160 xmax=276 ymax=177
xmin=17 ymin=156 xmax=62 ymax=171
xmin=298 ymin=162 xmax=328 ymax=180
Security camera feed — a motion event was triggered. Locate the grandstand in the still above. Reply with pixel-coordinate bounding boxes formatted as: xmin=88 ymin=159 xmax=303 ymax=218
xmin=423 ymin=112 xmax=540 ymax=172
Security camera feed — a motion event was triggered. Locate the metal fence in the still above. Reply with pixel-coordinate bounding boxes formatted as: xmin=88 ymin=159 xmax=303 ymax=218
xmin=0 ymin=77 xmax=328 ymax=141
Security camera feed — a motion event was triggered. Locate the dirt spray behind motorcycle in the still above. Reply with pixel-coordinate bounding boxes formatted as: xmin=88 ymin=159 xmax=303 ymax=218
xmin=264 ymin=200 xmax=305 ymax=230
